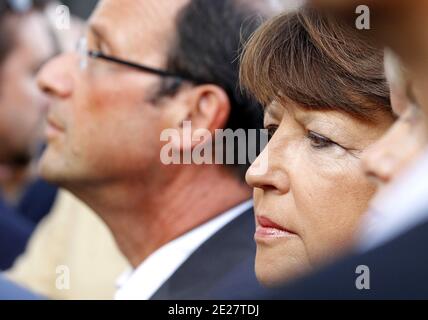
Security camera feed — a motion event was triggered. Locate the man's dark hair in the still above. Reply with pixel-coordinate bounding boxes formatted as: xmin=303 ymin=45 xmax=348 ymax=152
xmin=158 ymin=0 xmax=270 ymax=181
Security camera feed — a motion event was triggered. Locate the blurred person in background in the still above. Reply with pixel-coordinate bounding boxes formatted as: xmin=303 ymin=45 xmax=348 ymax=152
xmin=36 ymin=0 xmax=283 ymax=299
xmin=358 ymin=50 xmax=428 ymax=252
xmin=5 ymin=1 xmax=129 ymax=300
xmin=0 ymin=0 xmax=58 ymax=270
xmin=7 ymin=190 xmax=129 ymax=300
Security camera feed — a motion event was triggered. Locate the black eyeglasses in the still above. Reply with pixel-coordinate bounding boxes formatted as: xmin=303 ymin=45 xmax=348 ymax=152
xmin=77 ymin=37 xmax=203 ymax=84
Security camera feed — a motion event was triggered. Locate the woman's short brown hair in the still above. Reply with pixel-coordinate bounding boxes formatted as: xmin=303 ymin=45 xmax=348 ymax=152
xmin=240 ymin=8 xmax=391 ymax=121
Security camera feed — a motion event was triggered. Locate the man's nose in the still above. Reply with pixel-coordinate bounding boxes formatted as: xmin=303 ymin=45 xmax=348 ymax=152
xmin=37 ymin=53 xmax=74 ymax=99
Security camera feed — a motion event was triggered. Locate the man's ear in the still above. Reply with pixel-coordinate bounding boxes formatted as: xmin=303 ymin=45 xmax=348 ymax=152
xmin=189 ymin=84 xmax=230 ymax=132
xmin=175 ymin=84 xmax=231 ymax=151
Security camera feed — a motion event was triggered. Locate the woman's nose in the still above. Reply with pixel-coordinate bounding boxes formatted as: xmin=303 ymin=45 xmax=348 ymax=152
xmin=246 ymin=142 xmax=290 ymax=194
xmin=246 ymin=147 xmax=270 ymax=189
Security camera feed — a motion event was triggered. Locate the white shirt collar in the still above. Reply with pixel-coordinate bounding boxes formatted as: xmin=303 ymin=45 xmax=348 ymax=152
xmin=114 ymin=200 xmax=253 ymax=300
xmin=358 ymin=147 xmax=428 ymax=252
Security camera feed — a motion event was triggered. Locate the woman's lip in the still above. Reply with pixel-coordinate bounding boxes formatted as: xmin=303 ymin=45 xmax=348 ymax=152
xmin=255 ymin=216 xmax=297 ymax=239
xmin=257 ymin=216 xmax=289 ymax=231
xmin=255 ymin=226 xmax=295 ymax=238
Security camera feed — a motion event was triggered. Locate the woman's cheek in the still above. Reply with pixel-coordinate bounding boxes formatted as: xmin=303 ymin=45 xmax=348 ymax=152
xmin=253 ymin=188 xmax=263 ymax=208
xmin=300 ymin=186 xmax=368 ymax=265
xmin=295 ymin=148 xmax=372 ymax=265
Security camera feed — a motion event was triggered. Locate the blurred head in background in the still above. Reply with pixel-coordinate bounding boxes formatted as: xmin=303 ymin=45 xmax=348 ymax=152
xmin=240 ymin=9 xmax=394 ymax=286
xmin=0 ymin=0 xmax=61 ymax=205
xmin=362 ymin=50 xmax=428 ymax=190
xmin=356 ymin=48 xmax=428 ymax=251
xmin=0 ymin=0 xmax=56 ymax=168
xmin=306 ymin=0 xmax=428 ymax=118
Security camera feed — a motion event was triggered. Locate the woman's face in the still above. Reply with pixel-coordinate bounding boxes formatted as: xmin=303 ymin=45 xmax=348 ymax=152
xmin=246 ymin=99 xmax=394 ymax=286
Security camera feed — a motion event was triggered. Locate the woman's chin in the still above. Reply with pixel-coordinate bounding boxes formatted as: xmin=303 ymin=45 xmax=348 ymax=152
xmin=255 ymin=257 xmax=312 ymax=288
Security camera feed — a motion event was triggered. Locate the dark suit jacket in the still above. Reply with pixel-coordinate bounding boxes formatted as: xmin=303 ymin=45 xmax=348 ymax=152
xmin=257 ymin=217 xmax=428 ymax=300
xmin=0 ymin=202 xmax=33 ymax=270
xmin=150 ymin=207 xmax=265 ymax=299
xmin=17 ymin=179 xmax=57 ymax=225
xmin=0 ymin=179 xmax=57 ymax=270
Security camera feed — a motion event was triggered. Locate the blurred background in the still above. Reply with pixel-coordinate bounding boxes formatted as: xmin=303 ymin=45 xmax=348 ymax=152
xmin=0 ymin=0 xmax=130 ymax=300
xmin=62 ymin=0 xmax=98 ymax=19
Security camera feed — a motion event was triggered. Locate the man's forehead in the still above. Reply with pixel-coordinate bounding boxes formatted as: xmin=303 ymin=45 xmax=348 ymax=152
xmin=90 ymin=0 xmax=190 ymax=33
xmin=89 ymin=0 xmax=190 ymax=55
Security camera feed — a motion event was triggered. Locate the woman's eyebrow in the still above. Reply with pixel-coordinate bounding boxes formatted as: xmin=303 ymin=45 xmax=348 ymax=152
xmin=297 ymin=112 xmax=355 ymax=139
xmin=264 ymin=100 xmax=284 ymax=116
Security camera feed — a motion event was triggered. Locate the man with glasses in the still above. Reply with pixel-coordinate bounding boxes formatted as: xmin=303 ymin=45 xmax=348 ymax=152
xmin=37 ymin=0 xmax=277 ymax=299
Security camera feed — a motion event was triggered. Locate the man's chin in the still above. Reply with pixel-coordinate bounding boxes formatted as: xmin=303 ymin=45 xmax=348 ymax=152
xmin=38 ymin=152 xmax=69 ymax=185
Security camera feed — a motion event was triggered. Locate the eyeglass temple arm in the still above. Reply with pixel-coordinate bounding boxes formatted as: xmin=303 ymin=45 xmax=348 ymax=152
xmin=88 ymin=51 xmax=203 ymax=84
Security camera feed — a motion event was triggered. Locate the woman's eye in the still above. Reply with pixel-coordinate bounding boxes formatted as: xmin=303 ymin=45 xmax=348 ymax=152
xmin=266 ymin=125 xmax=278 ymax=141
xmin=307 ymin=131 xmax=338 ymax=150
